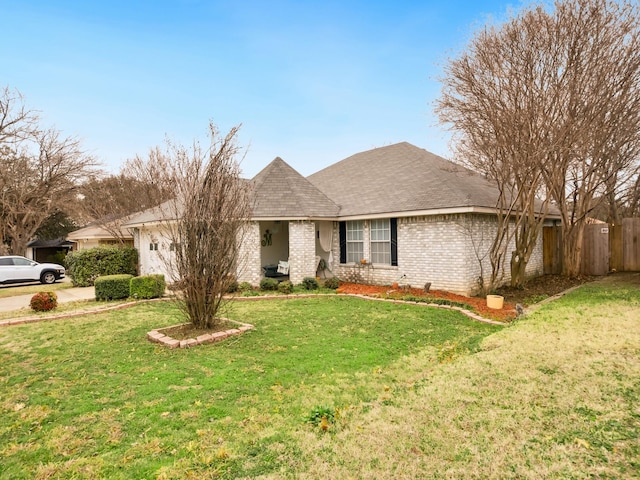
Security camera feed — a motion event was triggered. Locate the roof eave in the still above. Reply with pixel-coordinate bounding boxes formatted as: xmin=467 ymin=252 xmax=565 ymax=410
xmin=336 ymin=206 xmax=563 ymax=221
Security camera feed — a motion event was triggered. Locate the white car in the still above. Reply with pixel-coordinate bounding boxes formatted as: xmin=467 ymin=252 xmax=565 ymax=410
xmin=0 ymin=256 xmax=66 ymax=285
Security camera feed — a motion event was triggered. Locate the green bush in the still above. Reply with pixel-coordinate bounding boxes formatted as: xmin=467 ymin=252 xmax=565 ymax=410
xmin=238 ymin=282 xmax=253 ymax=292
xmin=260 ymin=277 xmax=279 ymax=291
xmin=130 ymin=274 xmax=166 ymax=299
xmin=277 ymin=280 xmax=294 ymax=294
xmin=95 ymin=274 xmax=134 ymax=301
xmin=301 ymin=277 xmax=319 ymax=290
xmin=323 ymin=277 xmax=340 ymax=289
xmin=226 ymin=278 xmax=239 ymax=293
xmin=66 ymin=246 xmax=138 ymax=287
xmin=30 ymin=291 xmax=58 ymax=312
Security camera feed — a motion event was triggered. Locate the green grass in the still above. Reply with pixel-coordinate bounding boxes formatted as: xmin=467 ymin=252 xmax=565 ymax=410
xmin=0 ymin=281 xmax=73 ymax=299
xmin=0 ymin=296 xmax=496 ymax=479
xmin=299 ymin=274 xmax=640 ymax=479
xmin=2 ymin=274 xmax=638 ymax=479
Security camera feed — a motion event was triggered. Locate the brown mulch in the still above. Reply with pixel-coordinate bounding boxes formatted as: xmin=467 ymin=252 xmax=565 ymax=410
xmin=336 ymin=275 xmax=595 ymax=323
xmin=336 ymin=283 xmax=517 ymax=322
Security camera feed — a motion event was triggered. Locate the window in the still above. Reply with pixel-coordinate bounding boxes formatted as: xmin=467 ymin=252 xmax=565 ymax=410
xmin=370 ymin=219 xmax=391 ymax=264
xmin=346 ymin=221 xmax=363 ymax=263
xmin=149 ymin=243 xmax=158 ymax=251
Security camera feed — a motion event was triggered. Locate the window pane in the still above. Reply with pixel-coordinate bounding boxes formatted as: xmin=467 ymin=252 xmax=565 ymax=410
xmin=345 ymin=220 xmax=363 ymax=263
xmin=346 ymin=220 xmax=363 ymax=241
xmin=370 ymin=219 xmax=390 ymax=241
xmin=370 ymin=219 xmax=391 ymax=264
xmin=371 ymin=242 xmax=391 ymax=264
xmin=347 ymin=243 xmax=363 ymax=263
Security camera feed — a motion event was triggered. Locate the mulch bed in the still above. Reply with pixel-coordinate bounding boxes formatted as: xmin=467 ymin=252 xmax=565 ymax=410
xmin=336 ymin=283 xmax=517 ymax=322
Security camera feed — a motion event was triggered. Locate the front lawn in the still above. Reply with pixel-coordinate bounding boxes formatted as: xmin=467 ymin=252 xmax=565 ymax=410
xmin=0 ymin=281 xmax=73 ymax=299
xmin=0 ymin=296 xmax=497 ymax=479
xmin=300 ymin=274 xmax=640 ymax=479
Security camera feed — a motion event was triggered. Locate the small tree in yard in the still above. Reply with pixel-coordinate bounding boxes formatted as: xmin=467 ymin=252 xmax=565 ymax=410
xmin=132 ymin=123 xmax=250 ymax=329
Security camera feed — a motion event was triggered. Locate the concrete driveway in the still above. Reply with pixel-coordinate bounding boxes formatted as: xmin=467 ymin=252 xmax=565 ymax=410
xmin=0 ymin=285 xmax=95 ymax=313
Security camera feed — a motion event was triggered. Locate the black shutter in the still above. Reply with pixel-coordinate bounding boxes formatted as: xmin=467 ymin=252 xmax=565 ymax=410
xmin=390 ymin=218 xmax=398 ymax=266
xmin=339 ymin=221 xmax=347 ymax=264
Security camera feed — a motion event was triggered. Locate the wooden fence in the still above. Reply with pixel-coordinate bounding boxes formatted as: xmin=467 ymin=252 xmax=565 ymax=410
xmin=543 ymin=218 xmax=640 ymax=275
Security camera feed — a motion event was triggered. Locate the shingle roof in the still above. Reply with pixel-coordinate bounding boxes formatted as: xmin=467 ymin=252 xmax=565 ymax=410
xmin=122 ymin=199 xmax=181 ymax=228
xmin=250 ymin=157 xmax=340 ymax=218
xmin=67 ymin=221 xmax=133 ymax=240
xmin=307 ymin=142 xmax=503 ymax=217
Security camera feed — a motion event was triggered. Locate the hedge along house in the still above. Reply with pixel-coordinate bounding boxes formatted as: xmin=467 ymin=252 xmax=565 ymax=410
xmin=124 ymin=142 xmax=558 ymax=295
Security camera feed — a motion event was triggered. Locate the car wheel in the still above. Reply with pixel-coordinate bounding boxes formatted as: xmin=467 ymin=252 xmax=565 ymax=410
xmin=41 ymin=272 xmax=56 ymax=284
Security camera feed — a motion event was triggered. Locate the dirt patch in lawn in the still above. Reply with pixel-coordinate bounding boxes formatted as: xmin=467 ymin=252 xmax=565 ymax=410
xmin=160 ymin=320 xmax=239 ymax=340
xmin=495 ymin=274 xmax=595 ymax=306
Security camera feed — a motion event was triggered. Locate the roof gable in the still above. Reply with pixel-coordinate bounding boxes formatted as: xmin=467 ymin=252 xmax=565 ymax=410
xmin=250 ymin=157 xmax=339 ymax=218
xmin=307 ymin=142 xmax=502 ymax=217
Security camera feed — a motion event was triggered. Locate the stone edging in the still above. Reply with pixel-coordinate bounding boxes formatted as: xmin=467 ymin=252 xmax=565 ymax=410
xmin=0 ymin=293 xmax=506 ymax=331
xmin=334 ymin=293 xmax=507 ymax=326
xmin=147 ymin=319 xmax=254 ymax=349
xmin=0 ymin=300 xmax=147 ymax=328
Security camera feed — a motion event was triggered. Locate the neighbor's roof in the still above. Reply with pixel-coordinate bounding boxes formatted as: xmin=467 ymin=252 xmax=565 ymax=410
xmin=250 ymin=157 xmax=339 ymax=219
xmin=309 ymin=142 xmax=515 ymax=218
xmin=122 ymin=199 xmax=181 ymax=228
xmin=27 ymin=237 xmax=75 ymax=248
xmin=67 ymin=221 xmax=133 ymax=240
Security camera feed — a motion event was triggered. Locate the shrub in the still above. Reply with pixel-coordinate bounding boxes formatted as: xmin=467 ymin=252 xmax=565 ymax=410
xmin=30 ymin=291 xmax=58 ymax=312
xmin=301 ymin=277 xmax=319 ymax=290
xmin=260 ymin=277 xmax=279 ymax=291
xmin=323 ymin=277 xmax=340 ymax=289
xmin=65 ymin=246 xmax=138 ymax=287
xmin=130 ymin=274 xmax=166 ymax=299
xmin=95 ymin=274 xmax=134 ymax=301
xmin=238 ymin=282 xmax=253 ymax=292
xmin=226 ymin=278 xmax=239 ymax=293
xmin=277 ymin=280 xmax=294 ymax=294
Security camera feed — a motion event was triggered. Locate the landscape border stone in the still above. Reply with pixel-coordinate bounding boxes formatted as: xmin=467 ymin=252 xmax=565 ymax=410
xmin=148 ymin=318 xmax=255 ymax=348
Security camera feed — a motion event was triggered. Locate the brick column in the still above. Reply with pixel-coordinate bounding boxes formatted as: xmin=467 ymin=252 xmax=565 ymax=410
xmin=236 ymin=222 xmax=262 ymax=285
xmin=288 ymin=221 xmax=316 ymax=284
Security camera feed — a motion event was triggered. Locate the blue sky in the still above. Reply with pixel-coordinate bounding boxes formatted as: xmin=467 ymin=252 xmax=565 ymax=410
xmin=3 ymin=0 xmax=522 ymax=178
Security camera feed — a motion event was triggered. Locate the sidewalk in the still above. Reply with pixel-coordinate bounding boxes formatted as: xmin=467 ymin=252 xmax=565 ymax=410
xmin=0 ymin=286 xmax=96 ymax=313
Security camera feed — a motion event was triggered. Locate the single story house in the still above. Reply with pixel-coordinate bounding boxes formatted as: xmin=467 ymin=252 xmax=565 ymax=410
xmin=66 ymin=221 xmax=134 ymax=251
xmin=124 ymin=142 xmax=558 ymax=295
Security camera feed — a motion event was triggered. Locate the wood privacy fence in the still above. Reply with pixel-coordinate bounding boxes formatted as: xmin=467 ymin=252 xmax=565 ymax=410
xmin=543 ymin=218 xmax=640 ymax=275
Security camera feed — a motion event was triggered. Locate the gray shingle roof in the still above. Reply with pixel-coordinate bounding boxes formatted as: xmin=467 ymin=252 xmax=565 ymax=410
xmin=307 ymin=142 xmax=503 ymax=217
xmin=122 ymin=199 xmax=180 ymax=228
xmin=250 ymin=157 xmax=340 ymax=218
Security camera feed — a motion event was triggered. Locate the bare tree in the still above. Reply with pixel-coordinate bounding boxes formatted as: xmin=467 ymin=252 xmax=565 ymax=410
xmin=437 ymin=0 xmax=640 ymax=279
xmin=0 ymin=87 xmax=38 ymax=145
xmin=437 ymin=4 xmax=558 ymax=287
xmin=77 ymin=172 xmax=172 ymax=241
xmin=129 ymin=123 xmax=250 ymax=329
xmin=0 ymin=92 xmax=97 ymax=255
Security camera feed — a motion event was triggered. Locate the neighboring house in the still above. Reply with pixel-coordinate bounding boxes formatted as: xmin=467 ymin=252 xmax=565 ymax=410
xmin=26 ymin=238 xmax=74 ymax=263
xmin=67 ymin=221 xmax=134 ymax=251
xmin=123 ymin=142 xmax=559 ymax=295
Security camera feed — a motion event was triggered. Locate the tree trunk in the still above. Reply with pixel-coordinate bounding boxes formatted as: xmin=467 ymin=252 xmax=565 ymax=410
xmin=561 ymin=223 xmax=584 ymax=276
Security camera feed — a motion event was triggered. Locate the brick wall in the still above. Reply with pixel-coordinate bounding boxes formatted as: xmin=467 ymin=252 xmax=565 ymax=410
xmin=236 ymin=222 xmax=262 ymax=285
xmin=288 ymin=221 xmax=316 ymax=284
xmin=329 ymin=213 xmax=545 ymax=296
